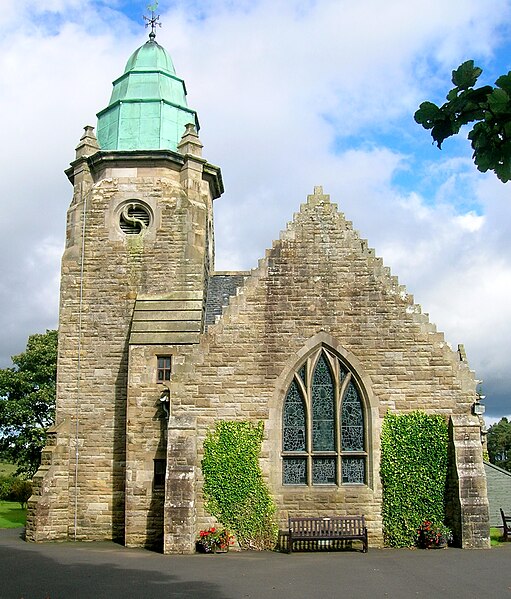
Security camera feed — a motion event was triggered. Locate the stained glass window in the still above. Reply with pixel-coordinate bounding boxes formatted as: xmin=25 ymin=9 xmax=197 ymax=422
xmin=283 ymin=380 xmax=306 ymax=452
xmin=282 ymin=349 xmax=367 ymax=487
xmin=312 ymin=355 xmax=335 ymax=451
xmin=298 ymin=364 xmax=306 ymax=385
xmin=341 ymin=382 xmax=364 ymax=451
xmin=312 ymin=457 xmax=336 ymax=485
xmin=342 ymin=457 xmax=365 ymax=484
xmin=283 ymin=457 xmax=307 ymax=485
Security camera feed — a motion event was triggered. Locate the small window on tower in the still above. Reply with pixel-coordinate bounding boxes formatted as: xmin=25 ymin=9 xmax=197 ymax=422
xmin=119 ymin=201 xmax=151 ymax=235
xmin=157 ymin=356 xmax=171 ymax=382
xmin=154 ymin=459 xmax=166 ymax=488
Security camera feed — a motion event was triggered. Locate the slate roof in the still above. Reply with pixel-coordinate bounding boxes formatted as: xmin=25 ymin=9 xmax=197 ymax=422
xmin=205 ymin=272 xmax=249 ymax=328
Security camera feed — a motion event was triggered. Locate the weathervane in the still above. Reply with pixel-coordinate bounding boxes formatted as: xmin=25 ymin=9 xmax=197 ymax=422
xmin=144 ymin=2 xmax=161 ymax=40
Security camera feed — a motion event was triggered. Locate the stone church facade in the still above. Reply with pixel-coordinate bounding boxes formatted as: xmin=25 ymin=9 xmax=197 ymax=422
xmin=26 ymin=33 xmax=490 ymax=552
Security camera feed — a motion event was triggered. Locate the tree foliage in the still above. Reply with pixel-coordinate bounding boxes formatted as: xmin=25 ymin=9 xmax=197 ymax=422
xmin=380 ymin=411 xmax=448 ymax=547
xmin=0 ymin=330 xmax=57 ymax=477
xmin=487 ymin=417 xmax=511 ymax=472
xmin=415 ymin=60 xmax=511 ymax=182
xmin=0 ymin=476 xmax=33 ymax=508
xmin=201 ymin=420 xmax=278 ymax=550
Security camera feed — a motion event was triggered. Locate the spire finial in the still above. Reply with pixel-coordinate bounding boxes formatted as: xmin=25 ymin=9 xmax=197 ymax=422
xmin=144 ymin=2 xmax=161 ymax=41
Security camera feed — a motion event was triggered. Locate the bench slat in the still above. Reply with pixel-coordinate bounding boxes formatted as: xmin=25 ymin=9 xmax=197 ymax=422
xmin=288 ymin=516 xmax=368 ymax=553
xmin=501 ymin=508 xmax=511 ymax=542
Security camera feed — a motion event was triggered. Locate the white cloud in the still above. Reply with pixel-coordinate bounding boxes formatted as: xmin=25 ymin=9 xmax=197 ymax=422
xmin=1 ymin=0 xmax=511 ymax=418
xmin=454 ymin=212 xmax=484 ymax=233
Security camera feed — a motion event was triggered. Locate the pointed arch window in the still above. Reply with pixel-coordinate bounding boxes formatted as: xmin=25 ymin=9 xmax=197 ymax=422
xmin=282 ymin=348 xmax=367 ymax=486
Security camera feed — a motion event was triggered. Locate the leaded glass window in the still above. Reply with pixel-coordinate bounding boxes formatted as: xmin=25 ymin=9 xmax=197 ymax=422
xmin=283 ymin=457 xmax=307 ymax=485
xmin=312 ymin=457 xmax=336 ymax=485
xmin=341 ymin=382 xmax=364 ymax=451
xmin=342 ymin=457 xmax=365 ymax=484
xmin=283 ymin=380 xmax=306 ymax=452
xmin=312 ymin=355 xmax=335 ymax=451
xmin=282 ymin=348 xmax=367 ymax=487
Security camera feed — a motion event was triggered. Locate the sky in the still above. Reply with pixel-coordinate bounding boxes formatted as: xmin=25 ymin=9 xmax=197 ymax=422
xmin=1 ymin=0 xmax=511 ymax=423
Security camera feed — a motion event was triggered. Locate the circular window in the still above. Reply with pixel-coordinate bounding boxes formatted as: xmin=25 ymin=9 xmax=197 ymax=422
xmin=119 ymin=201 xmax=151 ymax=235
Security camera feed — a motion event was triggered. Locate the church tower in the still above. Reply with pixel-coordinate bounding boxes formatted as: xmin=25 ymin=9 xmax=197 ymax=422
xmin=26 ymin=28 xmax=223 ymax=546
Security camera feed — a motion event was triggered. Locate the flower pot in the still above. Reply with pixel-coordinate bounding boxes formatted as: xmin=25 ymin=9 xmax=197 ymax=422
xmin=196 ymin=541 xmax=214 ymax=553
xmin=432 ymin=539 xmax=447 ymax=549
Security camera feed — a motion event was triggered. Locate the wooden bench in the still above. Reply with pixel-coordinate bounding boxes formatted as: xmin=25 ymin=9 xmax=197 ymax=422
xmin=500 ymin=508 xmax=511 ymax=541
xmin=288 ymin=516 xmax=368 ymax=553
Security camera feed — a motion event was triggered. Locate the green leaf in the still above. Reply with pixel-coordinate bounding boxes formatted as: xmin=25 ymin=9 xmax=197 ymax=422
xmin=494 ymin=162 xmax=511 ymax=182
xmin=201 ymin=420 xmax=277 ymax=550
xmin=414 ymin=101 xmax=442 ymax=128
xmin=451 ymin=60 xmax=482 ymax=90
xmin=446 ymin=88 xmax=458 ymax=102
xmin=487 ymin=417 xmax=511 ymax=468
xmin=431 ymin=119 xmax=457 ymax=148
xmin=380 ymin=411 xmax=448 ymax=547
xmin=495 ymin=72 xmax=511 ymax=94
xmin=488 ymin=88 xmax=511 ymax=115
xmin=415 ymin=59 xmax=511 ymax=183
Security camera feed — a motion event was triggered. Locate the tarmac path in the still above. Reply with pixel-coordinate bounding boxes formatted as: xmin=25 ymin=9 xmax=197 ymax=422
xmin=1 ymin=528 xmax=510 ymax=599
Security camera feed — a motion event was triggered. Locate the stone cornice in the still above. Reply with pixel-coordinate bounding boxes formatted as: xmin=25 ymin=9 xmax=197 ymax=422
xmin=65 ymin=149 xmax=224 ymax=198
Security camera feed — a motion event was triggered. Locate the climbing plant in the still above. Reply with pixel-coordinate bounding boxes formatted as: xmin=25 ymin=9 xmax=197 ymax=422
xmin=201 ymin=420 xmax=278 ymax=550
xmin=380 ymin=411 xmax=449 ymax=547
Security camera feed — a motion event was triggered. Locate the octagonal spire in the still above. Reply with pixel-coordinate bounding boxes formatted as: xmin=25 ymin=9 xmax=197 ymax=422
xmin=96 ymin=38 xmax=199 ymax=151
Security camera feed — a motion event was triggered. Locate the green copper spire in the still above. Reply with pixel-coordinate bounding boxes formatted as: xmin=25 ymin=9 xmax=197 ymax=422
xmin=96 ymin=35 xmax=199 ymax=151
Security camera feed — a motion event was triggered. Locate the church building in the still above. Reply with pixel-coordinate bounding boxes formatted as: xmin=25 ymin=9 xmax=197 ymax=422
xmin=26 ymin=28 xmax=490 ymax=553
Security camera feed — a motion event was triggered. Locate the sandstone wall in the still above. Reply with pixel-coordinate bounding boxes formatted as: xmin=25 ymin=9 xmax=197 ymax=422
xmin=165 ymin=187 xmax=485 ymax=551
xmin=27 ymin=127 xmax=219 ymax=542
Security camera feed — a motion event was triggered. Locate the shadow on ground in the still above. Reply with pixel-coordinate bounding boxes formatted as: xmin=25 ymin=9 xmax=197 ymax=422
xmin=0 ymin=529 xmax=227 ymax=599
xmin=2 ymin=528 xmax=511 ymax=599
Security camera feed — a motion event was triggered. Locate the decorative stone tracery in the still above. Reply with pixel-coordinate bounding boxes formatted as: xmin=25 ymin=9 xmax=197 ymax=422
xmin=282 ymin=347 xmax=367 ymax=487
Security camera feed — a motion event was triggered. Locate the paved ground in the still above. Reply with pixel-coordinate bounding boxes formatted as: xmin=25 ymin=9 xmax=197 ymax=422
xmin=1 ymin=528 xmax=510 ymax=599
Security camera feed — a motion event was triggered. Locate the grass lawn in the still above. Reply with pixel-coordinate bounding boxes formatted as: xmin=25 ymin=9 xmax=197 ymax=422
xmin=0 ymin=461 xmax=16 ymax=477
xmin=490 ymin=527 xmax=506 ymax=547
xmin=0 ymin=500 xmax=26 ymax=528
xmin=0 ymin=462 xmax=27 ymax=529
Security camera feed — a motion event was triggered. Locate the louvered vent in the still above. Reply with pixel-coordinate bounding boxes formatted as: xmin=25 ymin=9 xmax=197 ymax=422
xmin=119 ymin=203 xmax=151 ymax=234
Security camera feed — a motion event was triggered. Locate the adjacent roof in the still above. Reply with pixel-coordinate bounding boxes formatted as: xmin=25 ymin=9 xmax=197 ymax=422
xmin=96 ymin=38 xmax=199 ymax=151
xmin=129 ymin=273 xmax=249 ymax=345
xmin=205 ymin=273 xmax=250 ymax=327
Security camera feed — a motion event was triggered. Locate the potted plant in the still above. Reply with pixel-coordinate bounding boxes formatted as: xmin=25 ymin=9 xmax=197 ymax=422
xmin=196 ymin=527 xmax=231 ymax=553
xmin=416 ymin=520 xmax=452 ymax=549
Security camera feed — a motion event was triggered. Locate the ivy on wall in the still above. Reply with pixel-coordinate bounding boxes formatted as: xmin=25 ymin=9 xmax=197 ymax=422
xmin=380 ymin=411 xmax=449 ymax=547
xmin=201 ymin=420 xmax=278 ymax=550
